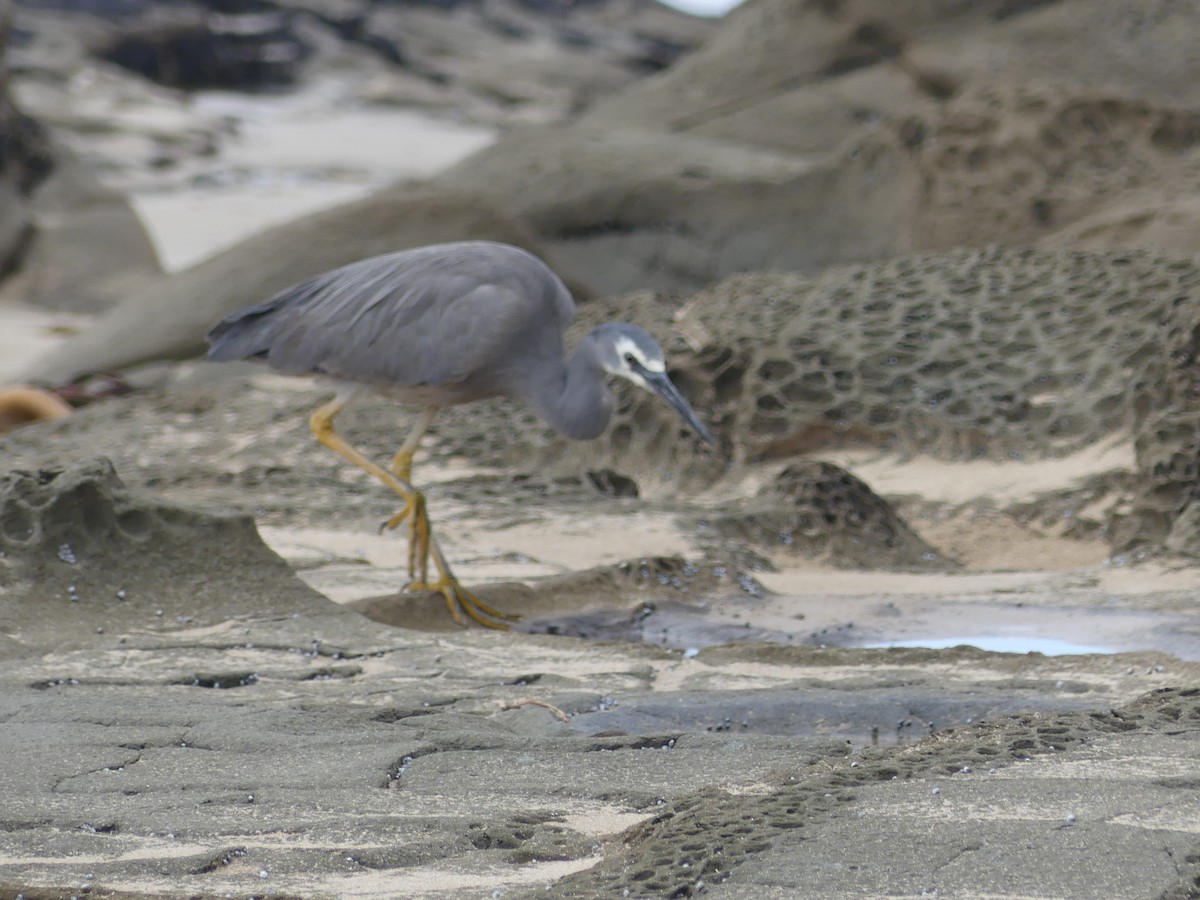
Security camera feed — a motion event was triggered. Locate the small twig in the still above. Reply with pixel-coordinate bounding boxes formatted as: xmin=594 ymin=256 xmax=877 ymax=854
xmin=503 ymin=699 xmax=570 ymax=722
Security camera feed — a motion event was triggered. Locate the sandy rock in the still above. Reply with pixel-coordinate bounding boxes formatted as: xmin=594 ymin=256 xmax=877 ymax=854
xmin=439 ymin=0 xmax=1200 ymax=292
xmin=0 ymin=457 xmax=359 ymax=656
xmin=406 ymin=0 xmax=1200 ymax=294
xmin=542 ymin=686 xmax=1200 ymax=898
xmin=0 ymin=0 xmax=53 ymax=278
xmin=354 ymin=555 xmax=765 ymax=642
xmin=904 ymin=84 xmax=1200 ymax=253
xmin=1 ymin=556 xmax=1196 ymax=897
xmin=18 ymin=184 xmax=546 ymax=384
xmin=1 ymin=355 xmax=1198 ymax=897
xmin=1045 ymin=194 xmax=1200 ymax=259
xmin=588 ymin=0 xmax=1200 ymax=152
xmin=437 ymin=123 xmax=920 ymax=296
xmin=705 ymin=461 xmax=956 ymax=571
xmin=0 ymin=144 xmax=162 ymax=313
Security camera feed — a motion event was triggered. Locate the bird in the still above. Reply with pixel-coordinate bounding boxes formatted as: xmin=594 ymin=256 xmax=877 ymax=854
xmin=206 ymin=240 xmax=715 ymax=628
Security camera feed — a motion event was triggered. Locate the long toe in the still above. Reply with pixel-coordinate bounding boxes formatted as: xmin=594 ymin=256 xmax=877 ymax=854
xmin=408 ymin=522 xmax=516 ymax=628
xmin=407 ymin=577 xmax=517 ymax=629
xmin=453 ymin=583 xmax=519 ymax=629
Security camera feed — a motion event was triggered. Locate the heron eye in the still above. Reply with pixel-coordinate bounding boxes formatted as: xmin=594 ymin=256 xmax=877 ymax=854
xmin=623 ymin=353 xmax=638 ymax=367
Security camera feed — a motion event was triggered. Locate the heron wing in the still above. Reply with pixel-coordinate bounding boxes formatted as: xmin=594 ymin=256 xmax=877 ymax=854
xmin=207 ymin=242 xmax=575 ymax=389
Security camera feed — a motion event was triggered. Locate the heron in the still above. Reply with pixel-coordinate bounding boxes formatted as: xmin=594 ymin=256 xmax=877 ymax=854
xmin=206 ymin=240 xmax=715 ymax=629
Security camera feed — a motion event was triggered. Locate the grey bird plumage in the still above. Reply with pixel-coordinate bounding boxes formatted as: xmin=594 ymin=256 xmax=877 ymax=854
xmin=207 ymin=240 xmax=714 ymax=444
xmin=206 ymin=240 xmax=713 ymax=627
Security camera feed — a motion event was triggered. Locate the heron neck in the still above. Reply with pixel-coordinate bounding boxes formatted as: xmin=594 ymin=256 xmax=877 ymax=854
xmin=534 ymin=335 xmax=612 ymax=441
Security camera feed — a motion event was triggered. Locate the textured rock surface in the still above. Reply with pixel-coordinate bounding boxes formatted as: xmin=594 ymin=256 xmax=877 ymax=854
xmin=18 ymin=0 xmax=1200 ymax=372
xmin=0 ymin=413 xmax=1197 ymax=896
xmin=438 ymin=0 xmax=1200 ymax=294
xmin=0 ymin=459 xmax=1195 ymax=897
xmin=390 ymin=244 xmax=1197 ymax=556
xmin=17 ymin=243 xmax=1200 ymax=557
xmin=705 ymin=461 xmax=955 ymax=571
xmin=439 ymin=117 xmax=920 ymax=296
xmin=905 ymin=85 xmax=1200 ymax=254
xmin=642 ymin=245 xmax=1198 ymax=558
xmin=0 ymin=458 xmax=353 ymax=656
xmin=537 ymin=687 xmax=1200 ymax=898
xmin=587 ymin=0 xmax=1200 ymax=148
xmin=0 ymin=586 xmax=1196 ymax=897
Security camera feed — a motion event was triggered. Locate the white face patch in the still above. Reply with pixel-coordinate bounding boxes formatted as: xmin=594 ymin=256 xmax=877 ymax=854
xmin=612 ymin=336 xmax=666 ymax=379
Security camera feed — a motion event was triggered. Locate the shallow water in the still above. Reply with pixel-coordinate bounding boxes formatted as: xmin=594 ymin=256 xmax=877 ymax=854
xmin=863 ymin=635 xmax=1117 ymax=656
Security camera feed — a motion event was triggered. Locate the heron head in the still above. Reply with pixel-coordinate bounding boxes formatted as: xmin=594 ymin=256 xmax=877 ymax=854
xmin=592 ymin=323 xmax=715 ymax=445
xmin=594 ymin=323 xmax=666 ymax=389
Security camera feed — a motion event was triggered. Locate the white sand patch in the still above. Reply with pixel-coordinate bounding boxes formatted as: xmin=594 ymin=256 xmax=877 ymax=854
xmin=0 ymin=304 xmax=90 ymax=383
xmin=131 ymin=87 xmax=495 ymax=271
xmin=822 ymin=434 xmax=1136 ymax=506
xmin=277 ymin=857 xmax=599 ymax=898
xmin=560 ymin=807 xmax=655 ymax=836
xmin=259 ymin=505 xmax=700 ymax=604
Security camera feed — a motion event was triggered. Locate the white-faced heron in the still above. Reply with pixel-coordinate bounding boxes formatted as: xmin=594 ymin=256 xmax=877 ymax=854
xmin=206 ymin=240 xmax=714 ymax=628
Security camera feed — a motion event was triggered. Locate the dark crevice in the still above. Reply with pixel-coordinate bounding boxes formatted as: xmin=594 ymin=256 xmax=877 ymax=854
xmin=555 ymin=220 xmax=645 ymax=240
xmin=992 ymin=0 xmax=1063 ymax=22
xmin=189 ymin=846 xmax=247 ymax=874
xmin=177 ymin=672 xmax=259 ymax=689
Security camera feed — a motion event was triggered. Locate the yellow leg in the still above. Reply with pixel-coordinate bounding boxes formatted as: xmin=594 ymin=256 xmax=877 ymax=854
xmin=310 ymin=399 xmax=516 ymax=629
xmin=382 ymin=405 xmax=438 ymax=530
xmin=392 ymin=449 xmax=414 ymax=484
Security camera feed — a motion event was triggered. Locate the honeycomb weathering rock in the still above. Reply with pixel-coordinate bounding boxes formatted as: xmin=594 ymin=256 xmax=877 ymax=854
xmin=0 ymin=458 xmax=338 ymax=652
xmin=576 ymin=245 xmax=1193 ymax=462
xmin=427 ymin=244 xmax=1200 ymax=555
xmin=665 ymin=246 xmax=1198 ymax=555
xmin=707 ymin=461 xmax=954 ymax=571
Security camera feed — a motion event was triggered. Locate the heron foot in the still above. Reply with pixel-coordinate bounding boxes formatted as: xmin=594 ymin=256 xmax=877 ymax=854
xmin=385 ymin=497 xmax=517 ymax=629
xmin=408 ymin=574 xmax=517 ymax=630
xmin=391 ymin=448 xmax=414 ymax=484
xmin=409 ymin=530 xmax=517 ymax=629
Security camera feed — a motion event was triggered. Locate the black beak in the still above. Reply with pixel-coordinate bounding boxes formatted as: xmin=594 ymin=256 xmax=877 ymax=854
xmin=644 ymin=370 xmax=716 ymax=446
